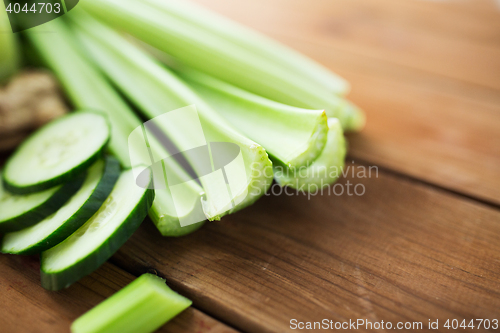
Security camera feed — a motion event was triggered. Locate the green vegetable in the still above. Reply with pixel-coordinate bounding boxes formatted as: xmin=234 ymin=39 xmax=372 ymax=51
xmin=71 ymin=273 xmax=192 ymax=333
xmin=274 ymin=118 xmax=346 ymax=189
xmin=142 ymin=0 xmax=349 ymax=95
xmin=0 ymin=1 xmax=19 ymax=83
xmin=79 ymin=0 xmax=365 ymax=131
xmin=71 ymin=12 xmax=274 ymax=220
xmin=26 ymin=19 xmax=205 ymax=236
xmin=177 ymin=69 xmax=329 ymax=169
xmin=0 ymin=172 xmax=83 ymax=233
xmin=2 ymin=111 xmax=110 ymax=194
xmin=1 ymin=157 xmax=120 ymax=255
xmin=41 ymin=166 xmax=154 ymax=290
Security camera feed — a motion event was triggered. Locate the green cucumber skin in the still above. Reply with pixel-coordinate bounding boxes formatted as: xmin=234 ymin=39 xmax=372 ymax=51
xmin=41 ymin=187 xmax=155 ymax=291
xmin=2 ymin=156 xmax=121 ymax=255
xmin=0 ymin=176 xmax=85 ymax=233
xmin=2 ymin=110 xmax=111 ymax=195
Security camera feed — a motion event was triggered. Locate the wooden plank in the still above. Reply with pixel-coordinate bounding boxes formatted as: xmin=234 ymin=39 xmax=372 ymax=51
xmin=346 ymin=71 xmax=500 ymax=205
xmin=193 ymin=0 xmax=500 ymax=91
xmin=272 ymin=34 xmax=500 ymax=108
xmin=112 ymin=164 xmax=500 ymax=333
xmin=190 ymin=0 xmax=500 ymax=204
xmin=0 ymin=254 xmax=239 ymax=333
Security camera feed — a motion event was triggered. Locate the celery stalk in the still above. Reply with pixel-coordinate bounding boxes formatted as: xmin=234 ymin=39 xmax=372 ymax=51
xmin=142 ymin=0 xmax=349 ymax=95
xmin=0 ymin=1 xmax=19 ymax=83
xmin=177 ymin=68 xmax=330 ymax=169
xmin=274 ymin=118 xmax=346 ymax=189
xmin=25 ymin=19 xmax=205 ymax=236
xmin=71 ymin=273 xmax=191 ymax=333
xmin=79 ymin=0 xmax=365 ymax=131
xmin=70 ymin=12 xmax=274 ymax=220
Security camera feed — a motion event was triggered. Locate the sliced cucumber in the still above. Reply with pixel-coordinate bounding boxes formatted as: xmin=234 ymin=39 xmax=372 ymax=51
xmin=2 ymin=111 xmax=111 ymax=194
xmin=1 ymin=157 xmax=120 ymax=255
xmin=41 ymin=166 xmax=154 ymax=291
xmin=0 ymin=174 xmax=84 ymax=233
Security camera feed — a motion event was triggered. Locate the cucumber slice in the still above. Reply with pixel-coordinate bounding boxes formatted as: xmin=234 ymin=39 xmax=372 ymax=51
xmin=0 ymin=175 xmax=84 ymax=233
xmin=2 ymin=111 xmax=111 ymax=194
xmin=41 ymin=166 xmax=154 ymax=291
xmin=1 ymin=157 xmax=120 ymax=255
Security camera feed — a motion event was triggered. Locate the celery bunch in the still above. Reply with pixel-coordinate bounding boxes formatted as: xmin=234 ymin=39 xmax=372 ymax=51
xmin=70 ymin=12 xmax=274 ymax=221
xmin=23 ymin=0 xmax=363 ymax=237
xmin=26 ymin=19 xmax=205 ymax=236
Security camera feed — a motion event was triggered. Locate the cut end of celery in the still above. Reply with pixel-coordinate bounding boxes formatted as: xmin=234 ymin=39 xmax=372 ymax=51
xmin=149 ymin=190 xmax=205 ymax=237
xmin=282 ymin=111 xmax=329 ymax=168
xmin=149 ymin=190 xmax=206 ymax=237
xmin=71 ymin=273 xmax=192 ymax=333
xmin=228 ymin=143 xmax=274 ymax=214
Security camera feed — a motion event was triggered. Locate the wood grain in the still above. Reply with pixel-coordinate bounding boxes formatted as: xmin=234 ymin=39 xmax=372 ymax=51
xmin=191 ymin=0 xmax=500 ymax=205
xmin=112 ymin=164 xmax=500 ymax=333
xmin=194 ymin=0 xmax=500 ymax=90
xmin=0 ymin=255 xmax=238 ymax=333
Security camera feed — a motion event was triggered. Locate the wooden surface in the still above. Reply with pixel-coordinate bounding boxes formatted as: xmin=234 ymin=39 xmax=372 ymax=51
xmin=1 ymin=0 xmax=500 ymax=332
xmin=113 ymin=164 xmax=500 ymax=333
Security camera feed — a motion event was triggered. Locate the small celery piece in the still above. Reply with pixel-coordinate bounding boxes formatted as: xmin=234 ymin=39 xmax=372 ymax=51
xmin=26 ymin=19 xmax=204 ymax=237
xmin=142 ymin=0 xmax=349 ymax=95
xmin=274 ymin=119 xmax=346 ymax=189
xmin=178 ymin=69 xmax=329 ymax=169
xmin=0 ymin=1 xmax=19 ymax=82
xmin=80 ymin=0 xmax=365 ymax=131
xmin=71 ymin=273 xmax=192 ymax=333
xmin=70 ymin=12 xmax=273 ymax=220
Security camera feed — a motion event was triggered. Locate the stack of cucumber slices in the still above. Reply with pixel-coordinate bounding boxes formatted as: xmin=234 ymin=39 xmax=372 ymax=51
xmin=0 ymin=111 xmax=155 ymax=290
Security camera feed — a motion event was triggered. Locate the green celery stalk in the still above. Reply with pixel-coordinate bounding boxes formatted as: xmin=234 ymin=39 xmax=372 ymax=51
xmin=274 ymin=118 xmax=346 ymax=189
xmin=79 ymin=0 xmax=365 ymax=131
xmin=177 ymin=68 xmax=329 ymax=169
xmin=70 ymin=12 xmax=274 ymax=220
xmin=0 ymin=1 xmax=19 ymax=83
xmin=71 ymin=273 xmax=192 ymax=333
xmin=142 ymin=0 xmax=349 ymax=95
xmin=25 ymin=19 xmax=205 ymax=236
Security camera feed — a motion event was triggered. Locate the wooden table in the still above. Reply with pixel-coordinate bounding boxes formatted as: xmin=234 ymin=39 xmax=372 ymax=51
xmin=1 ymin=0 xmax=499 ymax=332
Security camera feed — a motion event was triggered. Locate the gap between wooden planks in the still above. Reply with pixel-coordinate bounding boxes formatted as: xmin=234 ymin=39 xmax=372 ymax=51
xmin=110 ymin=162 xmax=500 ymax=333
xmin=0 ymin=255 xmax=239 ymax=333
xmin=191 ymin=0 xmax=500 ymax=205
